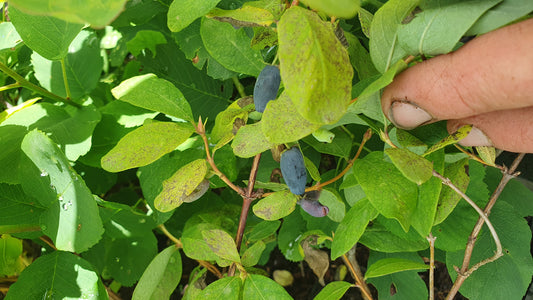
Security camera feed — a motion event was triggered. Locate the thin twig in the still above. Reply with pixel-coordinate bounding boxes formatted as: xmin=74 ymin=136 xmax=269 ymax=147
xmin=0 ymin=61 xmax=81 ymax=108
xmin=60 ymin=59 xmax=72 ymax=100
xmin=197 ymin=117 xmax=245 ymax=196
xmin=426 ymin=233 xmax=436 ymax=300
xmin=434 ymin=170 xmax=502 ymax=256
xmin=198 ymin=260 xmax=223 ymax=279
xmin=0 ymin=82 xmax=21 ymax=92
xmin=304 ymin=129 xmax=372 ymax=192
xmin=158 ymin=224 xmax=182 ymax=248
xmin=342 ymin=248 xmax=373 ymax=300
xmin=39 ymin=236 xmax=57 ymax=251
xmin=232 ymin=76 xmax=246 ymax=98
xmin=453 ymin=144 xmax=504 ymax=171
xmin=445 ymin=153 xmax=525 ymax=299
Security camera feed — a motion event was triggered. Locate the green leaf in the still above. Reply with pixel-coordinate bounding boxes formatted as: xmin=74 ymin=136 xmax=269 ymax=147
xmin=167 ymin=0 xmax=222 ymax=32
xmin=278 ymin=211 xmax=306 ymax=261
xmin=0 ymin=22 xmax=22 ymax=51
xmin=385 ymin=148 xmax=433 ymax=185
xmin=313 ymin=281 xmax=352 ymax=300
xmin=423 ymin=124 xmax=472 ymax=156
xmin=0 ymin=183 xmax=44 ymax=232
xmin=201 ymin=17 xmax=265 ymax=76
xmin=278 ymin=6 xmax=353 ymax=124
xmin=359 ymin=217 xmax=429 ymax=252
xmin=365 ymin=258 xmax=429 ymax=279
xmin=318 ymin=189 xmax=345 ymax=223
xmin=138 ymin=40 xmax=233 ymax=121
xmin=358 ymin=7 xmax=373 ymax=38
xmin=356 ymin=59 xmax=407 ymax=99
xmin=261 ymin=92 xmax=322 ymax=144
xmin=132 ymin=246 xmax=182 ymax=300
xmin=247 ymin=220 xmax=281 ymax=242
xmin=331 ymin=198 xmax=378 ymax=260
xmin=433 ymin=160 xmax=485 ymax=251
xmin=180 ymin=205 xmax=240 ymax=262
xmin=302 ymin=128 xmax=352 ymax=159
xmin=211 ymin=97 xmax=253 ymax=143
xmin=354 ymin=152 xmax=418 ymax=231
xmin=369 ymin=0 xmax=420 ymax=73
xmin=446 ymin=201 xmax=533 ymax=300
xmin=0 ymin=235 xmax=23 ymax=276
xmin=476 ymin=146 xmax=496 ymax=166
xmin=126 ymin=30 xmax=167 ymax=58
xmin=466 ymin=0 xmax=533 ymax=35
xmin=154 ymin=158 xmax=208 ymax=212
xmin=398 ymin=0 xmax=501 ymax=56
xmin=241 ymin=240 xmax=266 ymax=267
xmin=366 ymin=252 xmax=428 ymax=300
xmin=409 ymin=150 xmax=444 ymax=237
xmin=0 ymin=125 xmax=27 ymax=184
xmin=8 ymin=0 xmax=127 ymax=27
xmin=202 ymin=229 xmax=241 ymax=263
xmin=172 ymin=18 xmax=237 ymax=80
xmin=303 ymin=156 xmax=321 ymax=182
xmin=253 ymin=191 xmax=299 ymax=221
xmin=207 ymin=6 xmax=276 ymax=27
xmin=112 ymin=73 xmax=194 ymax=123
xmin=433 ymin=158 xmax=469 ymax=224
xmin=243 ymin=274 xmax=292 ymax=299
xmin=6 ymin=251 xmax=107 ymax=299
xmin=3 ymin=103 xmax=101 ymax=161
xmin=232 ymin=122 xmax=275 ymax=158
xmin=8 ymin=6 xmax=83 ymax=60
xmin=21 ymin=130 xmax=104 ymax=253
xmin=32 ymin=30 xmax=103 ymax=99
xmin=345 ymin=31 xmax=379 ymax=80
xmin=101 ymin=121 xmax=194 ymax=173
xmin=201 ymin=276 xmax=242 ymax=300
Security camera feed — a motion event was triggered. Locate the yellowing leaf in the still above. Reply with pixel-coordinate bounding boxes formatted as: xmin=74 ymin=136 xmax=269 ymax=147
xmin=278 ymin=6 xmax=353 ymax=124
xmin=154 ymin=159 xmax=208 ymax=212
xmin=207 ymin=6 xmax=275 ymax=27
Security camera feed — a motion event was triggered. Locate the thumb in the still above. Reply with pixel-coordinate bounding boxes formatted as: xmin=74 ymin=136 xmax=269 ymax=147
xmin=381 ymin=18 xmax=533 ymax=130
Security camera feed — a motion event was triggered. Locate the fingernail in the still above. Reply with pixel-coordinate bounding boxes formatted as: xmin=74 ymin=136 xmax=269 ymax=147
xmin=388 ymin=100 xmax=433 ymax=130
xmin=459 ymin=126 xmax=493 ymax=147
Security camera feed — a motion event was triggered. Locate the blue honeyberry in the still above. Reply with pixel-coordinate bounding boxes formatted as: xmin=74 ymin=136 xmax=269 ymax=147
xmin=253 ymin=65 xmax=281 ymax=113
xmin=298 ymin=199 xmax=329 ymax=217
xmin=280 ymin=147 xmax=307 ymax=195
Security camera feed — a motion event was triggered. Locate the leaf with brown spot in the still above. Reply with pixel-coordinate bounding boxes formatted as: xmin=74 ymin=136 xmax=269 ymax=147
xmin=154 ymin=159 xmax=208 ymax=212
xmin=252 ymin=191 xmax=298 ymax=221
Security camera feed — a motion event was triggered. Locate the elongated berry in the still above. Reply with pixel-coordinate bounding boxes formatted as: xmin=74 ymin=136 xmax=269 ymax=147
xmin=280 ymin=147 xmax=307 ymax=195
xmin=253 ymin=65 xmax=281 ymax=113
xmin=298 ymin=199 xmax=329 ymax=217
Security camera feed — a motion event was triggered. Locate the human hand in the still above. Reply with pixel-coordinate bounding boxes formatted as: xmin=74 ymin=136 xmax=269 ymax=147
xmin=381 ymin=18 xmax=533 ymax=153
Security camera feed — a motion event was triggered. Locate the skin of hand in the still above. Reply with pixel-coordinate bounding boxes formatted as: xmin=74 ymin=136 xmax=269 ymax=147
xmin=381 ymin=18 xmax=533 ymax=153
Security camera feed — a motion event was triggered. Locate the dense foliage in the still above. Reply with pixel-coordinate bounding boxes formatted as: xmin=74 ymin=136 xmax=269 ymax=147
xmin=1 ymin=0 xmax=533 ymax=299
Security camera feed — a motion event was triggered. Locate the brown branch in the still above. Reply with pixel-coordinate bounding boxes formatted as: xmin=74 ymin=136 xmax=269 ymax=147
xmin=343 ymin=247 xmax=373 ymax=300
xmin=229 ymin=153 xmax=262 ymax=277
xmin=197 ymin=117 xmax=245 ymax=196
xmin=442 ymin=153 xmax=525 ymax=299
xmin=426 ymin=233 xmax=436 ymax=300
xmin=198 ymin=260 xmax=223 ymax=279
